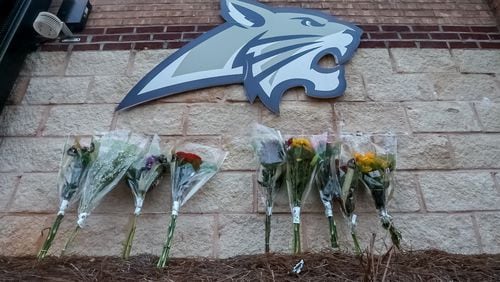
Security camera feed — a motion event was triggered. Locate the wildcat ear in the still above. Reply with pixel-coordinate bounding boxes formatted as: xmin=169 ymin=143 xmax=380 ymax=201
xmin=221 ymin=0 xmax=271 ymax=27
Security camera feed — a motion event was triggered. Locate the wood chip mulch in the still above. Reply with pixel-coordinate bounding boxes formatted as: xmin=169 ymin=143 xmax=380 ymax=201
xmin=1 ymin=250 xmax=499 ymax=281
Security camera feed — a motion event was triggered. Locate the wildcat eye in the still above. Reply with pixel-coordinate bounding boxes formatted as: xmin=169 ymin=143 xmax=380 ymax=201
xmin=299 ymin=18 xmax=324 ymax=27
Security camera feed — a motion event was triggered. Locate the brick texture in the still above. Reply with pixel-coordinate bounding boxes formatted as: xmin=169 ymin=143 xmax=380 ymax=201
xmin=39 ymin=0 xmax=500 ymax=52
xmin=40 ymin=24 xmax=500 ymax=51
xmin=78 ymin=0 xmax=498 ymax=27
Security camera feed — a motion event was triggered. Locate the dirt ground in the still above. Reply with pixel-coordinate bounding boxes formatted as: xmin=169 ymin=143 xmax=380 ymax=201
xmin=1 ymin=250 xmax=499 ymax=281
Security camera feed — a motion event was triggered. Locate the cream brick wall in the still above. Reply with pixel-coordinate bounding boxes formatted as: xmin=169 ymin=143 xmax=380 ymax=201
xmin=1 ymin=49 xmax=499 ymax=257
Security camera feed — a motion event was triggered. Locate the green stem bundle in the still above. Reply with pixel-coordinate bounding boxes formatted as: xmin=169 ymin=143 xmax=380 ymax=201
xmin=293 ymin=222 xmax=301 ymax=254
xmin=37 ymin=214 xmax=64 ymax=260
xmin=265 ymin=213 xmax=271 ymax=253
xmin=382 ymin=217 xmax=402 ymax=249
xmin=340 ymin=160 xmax=363 ymax=255
xmin=286 ymin=137 xmax=318 ymax=255
xmin=262 ymin=169 xmax=277 ymax=254
xmin=388 ymin=225 xmax=402 ymax=249
xmin=351 ymin=230 xmax=362 ymax=255
xmin=327 ymin=216 xmax=339 ymax=248
xmin=157 ymin=214 xmax=178 ymax=268
xmin=122 ymin=214 xmax=138 ymax=259
xmin=61 ymin=225 xmax=80 ymax=256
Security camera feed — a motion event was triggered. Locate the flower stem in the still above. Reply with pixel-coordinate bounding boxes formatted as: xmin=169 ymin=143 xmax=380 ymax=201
xmin=157 ymin=214 xmax=177 ymax=268
xmin=327 ymin=216 xmax=339 ymax=249
xmin=383 ymin=221 xmax=402 ymax=249
xmin=351 ymin=230 xmax=362 ymax=255
xmin=61 ymin=225 xmax=80 ymax=256
xmin=379 ymin=209 xmax=402 ymax=249
xmin=265 ymin=213 xmax=271 ymax=253
xmin=389 ymin=225 xmax=402 ymax=249
xmin=293 ymin=223 xmax=301 ymax=254
xmin=37 ymin=214 xmax=64 ymax=260
xmin=122 ymin=214 xmax=138 ymax=259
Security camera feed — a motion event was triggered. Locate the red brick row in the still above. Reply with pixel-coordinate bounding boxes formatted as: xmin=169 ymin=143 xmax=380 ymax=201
xmin=80 ymin=27 xmax=500 ymax=44
xmin=83 ymin=24 xmax=499 ymax=35
xmin=352 ymin=25 xmax=499 ymax=33
xmin=366 ymin=32 xmax=499 ymax=41
xmin=40 ymin=41 xmax=188 ymax=51
xmin=360 ymin=41 xmax=500 ymax=49
xmin=40 ymin=25 xmax=500 ymax=51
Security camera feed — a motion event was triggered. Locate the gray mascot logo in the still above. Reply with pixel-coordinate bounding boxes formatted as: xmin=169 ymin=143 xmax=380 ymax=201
xmin=117 ymin=0 xmax=362 ymax=113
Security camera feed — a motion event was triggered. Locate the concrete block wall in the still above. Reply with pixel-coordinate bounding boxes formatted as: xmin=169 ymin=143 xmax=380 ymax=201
xmin=0 ymin=48 xmax=499 ymax=257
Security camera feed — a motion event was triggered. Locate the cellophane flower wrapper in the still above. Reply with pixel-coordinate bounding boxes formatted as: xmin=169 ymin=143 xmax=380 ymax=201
xmin=122 ymin=134 xmax=167 ymax=259
xmin=62 ymin=130 xmax=148 ymax=255
xmin=312 ymin=139 xmax=342 ymax=249
xmin=352 ymin=133 xmax=401 ymax=249
xmin=126 ymin=134 xmax=166 ymax=216
xmin=251 ymin=124 xmax=286 ymax=253
xmin=285 ymin=133 xmax=326 ymax=254
xmin=157 ymin=143 xmax=227 ymax=268
xmin=58 ymin=138 xmax=96 ymax=212
xmin=37 ymin=138 xmax=95 ymax=259
xmin=338 ymin=135 xmax=363 ymax=254
xmin=77 ymin=131 xmax=148 ymax=226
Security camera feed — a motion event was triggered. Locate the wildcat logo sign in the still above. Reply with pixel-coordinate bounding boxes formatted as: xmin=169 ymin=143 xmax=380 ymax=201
xmin=117 ymin=0 xmax=362 ymax=113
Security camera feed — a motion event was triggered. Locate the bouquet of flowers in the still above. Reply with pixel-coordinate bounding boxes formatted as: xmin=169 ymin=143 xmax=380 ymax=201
xmin=37 ymin=138 xmax=95 ymax=260
xmin=285 ymin=134 xmax=325 ymax=254
xmin=354 ymin=134 xmax=401 ymax=249
xmin=251 ymin=124 xmax=286 ymax=253
xmin=62 ymin=130 xmax=147 ymax=254
xmin=337 ymin=136 xmax=362 ymax=254
xmin=157 ymin=143 xmax=227 ymax=268
xmin=122 ymin=134 xmax=168 ymax=259
xmin=312 ymin=140 xmax=341 ymax=249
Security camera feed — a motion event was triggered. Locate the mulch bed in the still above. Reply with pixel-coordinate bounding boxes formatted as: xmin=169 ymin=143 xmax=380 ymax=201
xmin=1 ymin=250 xmax=499 ymax=281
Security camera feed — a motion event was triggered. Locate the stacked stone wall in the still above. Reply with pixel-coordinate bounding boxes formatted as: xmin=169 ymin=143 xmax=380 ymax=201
xmin=1 ymin=48 xmax=499 ymax=257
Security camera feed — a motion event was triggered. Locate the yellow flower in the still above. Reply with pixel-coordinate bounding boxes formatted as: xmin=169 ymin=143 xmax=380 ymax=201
xmin=354 ymin=152 xmax=374 ymax=162
xmin=377 ymin=158 xmax=390 ymax=169
xmin=354 ymin=151 xmax=392 ymax=173
xmin=288 ymin=137 xmax=313 ymax=151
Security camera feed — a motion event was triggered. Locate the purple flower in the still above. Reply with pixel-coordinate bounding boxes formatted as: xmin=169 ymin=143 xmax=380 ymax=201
xmin=145 ymin=156 xmax=157 ymax=170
